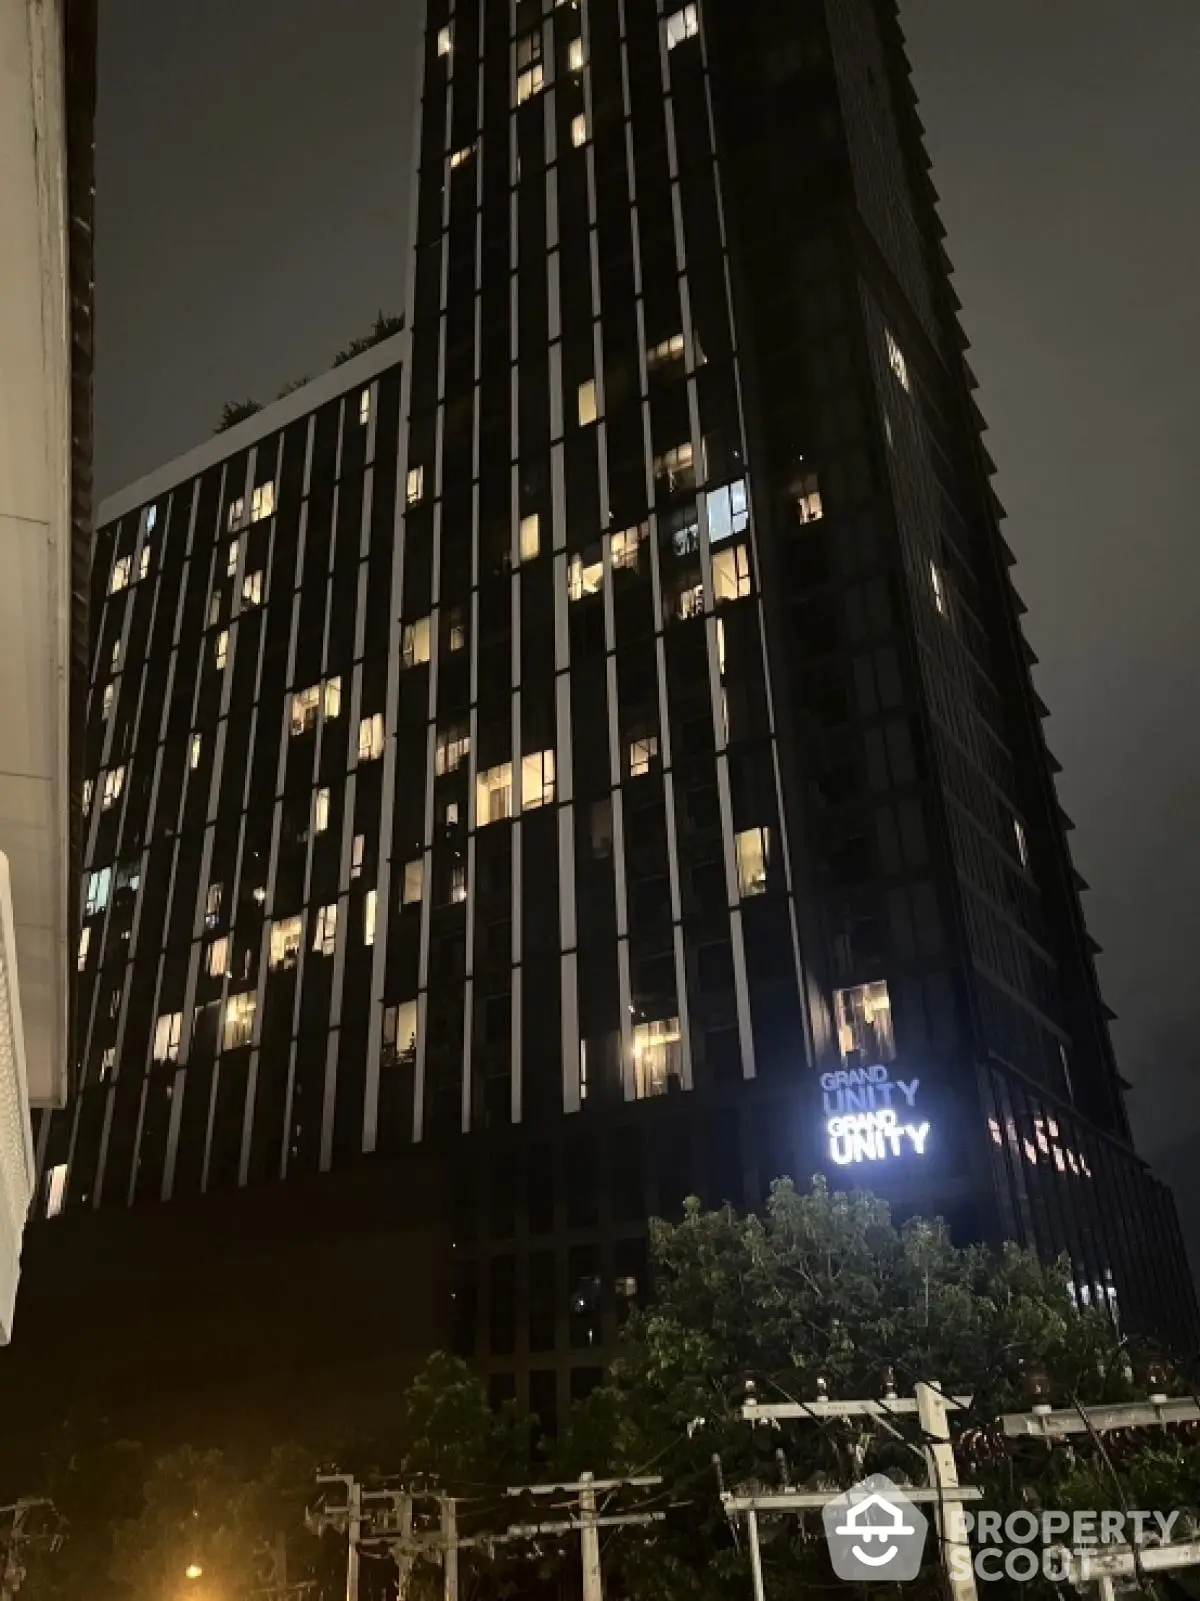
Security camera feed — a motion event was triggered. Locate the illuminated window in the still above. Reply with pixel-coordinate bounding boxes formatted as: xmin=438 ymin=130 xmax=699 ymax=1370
xmin=450 ymin=144 xmax=475 ymax=169
xmin=109 ymin=556 xmax=131 ymax=594
xmin=383 ymin=999 xmax=418 ymax=1065
xmin=82 ymin=778 xmax=93 ymax=813
xmin=269 ymin=916 xmax=303 ymax=970
xmin=447 ymin=606 xmax=467 ymax=652
xmin=706 ymin=479 xmax=749 ymax=546
xmin=189 ymin=733 xmax=203 ymax=770
xmin=44 ymin=1164 xmax=68 ymax=1219
xmin=209 ymin=592 xmax=222 ymax=626
xmin=215 ymin=630 xmax=228 ymax=669
xmin=654 ymin=441 xmax=694 ymax=489
xmin=444 ymin=800 xmax=460 ymax=828
xmin=567 ymin=36 xmax=584 ymax=70
xmin=665 ymin=4 xmax=699 ymax=48
xmin=101 ymin=767 xmax=125 ymax=809
xmin=647 ymin=333 xmax=685 ymax=371
xmin=359 ymin=388 xmax=371 ymax=425
xmin=351 ymin=835 xmax=365 ymax=878
xmin=629 ymin=733 xmax=659 ymax=776
xmin=516 ymin=60 xmax=543 ymax=103
xmin=449 ymin=861 xmax=468 ymax=903
xmin=364 ymin=889 xmax=378 ymax=946
xmin=146 ymin=504 xmax=158 ymax=532
xmin=402 ymin=858 xmax=424 ymax=905
xmin=568 ymin=548 xmax=603 ymax=601
xmin=291 ymin=684 xmax=321 ymax=735
xmin=102 ymin=683 xmax=114 ymax=720
xmin=437 ymin=23 xmax=452 ymax=55
xmin=577 ymin=378 xmax=598 ymax=426
xmin=153 ymin=1011 xmax=182 ymax=1063
xmin=250 ymin=481 xmax=275 ymax=521
xmin=435 ymin=722 xmax=469 ymax=775
xmin=358 ymin=713 xmax=385 ymax=761
xmin=516 ymin=28 xmax=540 ymax=68
xmin=205 ymin=882 xmax=222 ymax=929
xmin=315 ymin=787 xmax=331 ymax=833
xmin=313 ymin=903 xmax=338 ymax=956
xmin=85 ymin=868 xmax=111 ymax=916
xmin=476 ymin=762 xmax=513 ymax=825
xmin=206 ymin=935 xmax=229 ymax=977
xmin=712 ymin=543 xmax=751 ymax=602
xmin=402 ymin=616 xmax=431 ymax=667
xmin=77 ymin=927 xmax=91 ymax=970
xmin=571 ymin=113 xmax=588 ymax=148
xmin=223 ymin=992 xmax=256 ymax=1050
xmin=324 ymin=678 xmax=342 ymax=718
xmin=227 ymin=496 xmax=245 ymax=531
xmin=610 ymin=525 xmax=642 ymax=569
xmin=795 ymin=471 xmax=823 ymax=524
xmin=406 ymin=465 xmax=424 ymax=504
xmin=676 ymin=582 xmax=705 ymax=620
xmin=519 ymin=512 xmax=541 ymax=562
xmin=522 ymin=748 xmax=556 ymax=810
xmin=138 ymin=547 xmax=151 ymax=580
xmin=242 ymin=570 xmax=263 ymax=606
xmin=227 ymin=538 xmax=241 ymax=576
xmin=834 ymin=981 xmax=896 ymax=1069
xmin=1014 ymin=817 xmax=1029 ymax=870
xmin=930 ymin=560 xmax=947 ymax=617
xmin=735 ymin=827 xmax=770 ymax=897
xmin=886 ymin=329 xmax=910 ymax=392
xmin=633 ymin=1018 xmax=681 ymax=1098
xmin=110 ymin=639 xmax=122 ymax=671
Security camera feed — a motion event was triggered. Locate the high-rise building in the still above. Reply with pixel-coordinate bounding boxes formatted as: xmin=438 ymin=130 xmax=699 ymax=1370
xmin=0 ymin=0 xmax=94 ymax=1342
xmin=15 ymin=0 xmax=1194 ymax=1423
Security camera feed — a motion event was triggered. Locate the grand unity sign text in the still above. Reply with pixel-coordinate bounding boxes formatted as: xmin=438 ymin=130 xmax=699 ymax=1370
xmin=821 ymin=1066 xmax=931 ymax=1165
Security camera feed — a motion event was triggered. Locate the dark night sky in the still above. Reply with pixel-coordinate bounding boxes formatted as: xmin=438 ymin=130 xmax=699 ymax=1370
xmin=94 ymin=2 xmax=1200 ymax=1248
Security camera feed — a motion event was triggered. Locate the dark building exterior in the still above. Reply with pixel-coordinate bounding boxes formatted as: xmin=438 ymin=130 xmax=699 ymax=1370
xmin=17 ymin=0 xmax=1195 ymax=1429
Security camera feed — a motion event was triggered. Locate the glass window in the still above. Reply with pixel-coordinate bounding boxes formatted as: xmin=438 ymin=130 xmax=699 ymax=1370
xmin=85 ymin=867 xmax=112 ymax=916
xmin=647 ymin=333 xmax=685 ymax=371
xmin=291 ymin=685 xmax=321 ymax=735
xmin=206 ymin=935 xmax=229 ymax=977
xmin=323 ymin=678 xmax=342 ymax=718
xmin=358 ymin=713 xmax=385 ymax=761
xmin=571 ymin=113 xmax=587 ymax=148
xmin=227 ymin=538 xmax=241 ymax=577
xmin=76 ymin=926 xmax=90 ymax=970
xmin=402 ymin=616 xmax=432 ymax=667
xmin=403 ymin=858 xmax=424 ymax=905
xmin=351 ymin=835 xmax=365 ymax=878
xmin=44 ymin=1164 xmax=68 ymax=1219
xmin=706 ymin=479 xmax=749 ymax=547
xmin=567 ymin=36 xmax=584 ymax=70
xmin=364 ymin=889 xmax=378 ymax=946
xmin=205 ymin=882 xmax=222 ymax=929
xmin=516 ymin=62 xmax=544 ymax=103
xmin=153 ymin=1012 xmax=182 ymax=1063
xmin=665 ymin=4 xmax=699 ymax=47
xmin=189 ymin=733 xmax=203 ymax=770
xmin=930 ymin=559 xmax=947 ymax=617
xmin=109 ymin=556 xmax=131 ymax=594
xmin=450 ymin=144 xmax=475 ymax=169
xmin=477 ymin=762 xmax=514 ymax=825
xmin=250 ymin=481 xmax=276 ymax=522
xmin=521 ymin=749 xmax=556 ymax=810
xmin=712 ymin=543 xmax=751 ymax=602
xmin=795 ymin=470 xmax=823 ymax=524
xmin=138 ymin=546 xmax=151 ymax=580
xmin=435 ymin=722 xmax=470 ymax=776
xmin=383 ymin=1000 xmax=418 ymax=1064
xmin=437 ymin=24 xmax=452 ymax=55
xmin=313 ymin=903 xmax=338 ymax=955
xmin=227 ymin=496 xmax=245 ymax=531
xmin=568 ymin=548 xmax=603 ymax=601
xmin=1014 ymin=817 xmax=1029 ymax=870
xmin=610 ymin=525 xmax=643 ymax=570
xmin=406 ymin=465 xmax=425 ymax=504
xmin=82 ymin=778 xmax=93 ymax=812
xmin=269 ymin=916 xmax=303 ymax=970
xmin=519 ymin=512 xmax=541 ymax=563
xmin=101 ymin=683 xmax=114 ymax=720
xmin=447 ymin=606 xmax=467 ymax=652
xmin=101 ymin=767 xmax=125 ymax=809
xmin=146 ymin=504 xmax=158 ymax=532
xmin=315 ymin=787 xmax=331 ymax=833
xmin=629 ymin=733 xmax=659 ymax=777
xmin=359 ymin=388 xmax=371 ymax=425
xmin=633 ymin=1018 xmax=681 ymax=1098
xmin=242 ymin=570 xmax=264 ymax=606
xmin=886 ymin=329 xmax=910 ymax=392
xmin=215 ymin=630 xmax=228 ymax=669
xmin=654 ymin=441 xmax=695 ymax=489
xmin=223 ymin=992 xmax=256 ymax=1050
xmin=577 ymin=379 xmax=598 ymax=426
xmin=735 ymin=827 xmax=770 ymax=897
xmin=834 ymin=980 xmax=896 ymax=1069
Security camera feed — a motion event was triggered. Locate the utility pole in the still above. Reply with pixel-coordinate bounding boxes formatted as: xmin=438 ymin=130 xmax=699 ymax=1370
xmin=577 ymin=1472 xmax=603 ymax=1601
xmin=441 ymin=1495 xmax=458 ymax=1601
xmin=724 ymin=1382 xmax=981 ymax=1601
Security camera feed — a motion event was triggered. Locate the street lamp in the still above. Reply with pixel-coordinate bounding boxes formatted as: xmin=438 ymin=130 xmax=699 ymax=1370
xmin=184 ymin=1562 xmax=203 ymax=1580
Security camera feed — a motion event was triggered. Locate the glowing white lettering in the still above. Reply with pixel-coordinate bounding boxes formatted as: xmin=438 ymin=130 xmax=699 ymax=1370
xmin=823 ymin=1071 xmax=930 ymax=1164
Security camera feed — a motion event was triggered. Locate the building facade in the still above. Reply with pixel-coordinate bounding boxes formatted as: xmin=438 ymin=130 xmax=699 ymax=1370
xmin=0 ymin=0 xmax=94 ymax=1341
xmin=26 ymin=0 xmax=1195 ymax=1412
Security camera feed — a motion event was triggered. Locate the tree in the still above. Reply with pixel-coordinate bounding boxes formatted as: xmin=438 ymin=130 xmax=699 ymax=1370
xmin=551 ymin=1178 xmax=1197 ymax=1601
xmin=215 ymin=398 xmax=262 ymax=432
xmin=332 ymin=312 xmax=404 ymax=367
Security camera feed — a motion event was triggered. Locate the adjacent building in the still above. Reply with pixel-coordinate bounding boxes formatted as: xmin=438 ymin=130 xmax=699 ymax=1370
xmin=17 ymin=0 xmax=1194 ymax=1422
xmin=0 ymin=0 xmax=94 ymax=1342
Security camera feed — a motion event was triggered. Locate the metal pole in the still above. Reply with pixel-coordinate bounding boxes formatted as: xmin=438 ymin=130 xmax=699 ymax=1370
xmin=916 ymin=1383 xmax=978 ymax=1601
xmin=344 ymin=1478 xmax=361 ymax=1601
xmin=442 ymin=1496 xmax=459 ymax=1601
xmin=579 ymin=1472 xmax=604 ymax=1601
xmin=745 ymin=1510 xmax=767 ymax=1601
xmin=1097 ymin=1577 xmax=1116 ymax=1601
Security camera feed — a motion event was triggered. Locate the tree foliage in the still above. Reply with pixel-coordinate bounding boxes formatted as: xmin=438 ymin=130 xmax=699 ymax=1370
xmin=215 ymin=397 xmax=262 ymax=432
xmin=332 ymin=311 xmax=404 ymax=367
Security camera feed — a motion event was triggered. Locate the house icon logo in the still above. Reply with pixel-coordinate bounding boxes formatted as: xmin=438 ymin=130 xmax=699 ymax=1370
xmin=823 ymin=1474 xmax=928 ymax=1581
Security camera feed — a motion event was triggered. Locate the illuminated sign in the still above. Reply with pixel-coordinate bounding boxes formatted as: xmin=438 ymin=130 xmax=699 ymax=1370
xmin=821 ymin=1065 xmax=930 ymax=1165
